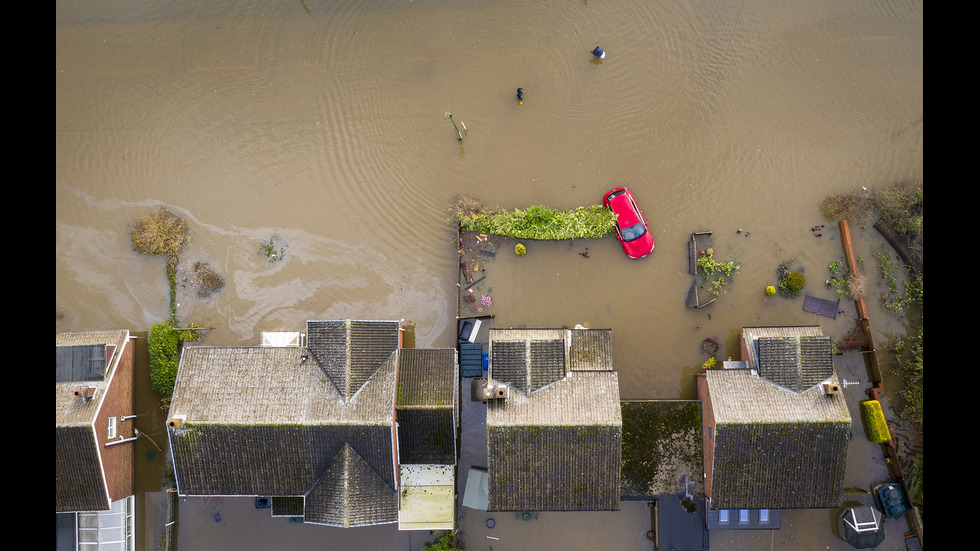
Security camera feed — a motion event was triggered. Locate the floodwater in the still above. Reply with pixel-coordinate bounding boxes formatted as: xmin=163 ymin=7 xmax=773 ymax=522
xmin=56 ymin=1 xmax=922 ymax=550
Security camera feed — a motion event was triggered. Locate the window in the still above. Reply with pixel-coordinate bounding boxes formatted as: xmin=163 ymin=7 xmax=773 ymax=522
xmin=108 ymin=416 xmax=117 ymax=439
xmin=760 ymin=509 xmax=770 ymax=523
xmin=707 ymin=426 xmax=712 ymax=439
xmin=739 ymin=509 xmax=749 ymax=524
xmin=718 ymin=510 xmax=729 ymax=524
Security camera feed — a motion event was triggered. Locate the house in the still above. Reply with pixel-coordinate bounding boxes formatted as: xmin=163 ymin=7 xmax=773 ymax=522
xmin=484 ymin=327 xmax=622 ymax=512
xmin=697 ymin=325 xmax=851 ymax=529
xmin=166 ymin=320 xmax=458 ymax=529
xmin=56 ymin=330 xmax=138 ymax=549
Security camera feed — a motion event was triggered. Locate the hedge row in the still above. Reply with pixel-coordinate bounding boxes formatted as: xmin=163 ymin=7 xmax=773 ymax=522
xmin=149 ymin=322 xmax=201 ymax=397
xmin=860 ymin=399 xmax=892 ymax=443
xmin=457 ymin=204 xmax=617 ymax=240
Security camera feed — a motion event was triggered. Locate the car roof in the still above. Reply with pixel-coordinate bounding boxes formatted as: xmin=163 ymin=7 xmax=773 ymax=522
xmin=606 ymin=189 xmax=642 ymax=227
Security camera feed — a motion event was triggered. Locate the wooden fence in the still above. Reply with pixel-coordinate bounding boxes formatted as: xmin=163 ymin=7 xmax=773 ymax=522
xmin=838 ymin=219 xmax=923 ymax=547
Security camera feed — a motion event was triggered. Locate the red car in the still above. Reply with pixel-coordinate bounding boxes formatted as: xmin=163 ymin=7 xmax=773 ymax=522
xmin=603 ymin=187 xmax=655 ymax=259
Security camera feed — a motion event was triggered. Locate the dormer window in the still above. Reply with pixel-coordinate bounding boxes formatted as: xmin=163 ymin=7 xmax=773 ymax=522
xmin=108 ymin=416 xmax=117 ymax=439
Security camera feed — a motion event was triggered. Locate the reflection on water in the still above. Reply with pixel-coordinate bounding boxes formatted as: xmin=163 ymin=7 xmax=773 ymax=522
xmin=57 ymin=0 xmax=921 ymax=549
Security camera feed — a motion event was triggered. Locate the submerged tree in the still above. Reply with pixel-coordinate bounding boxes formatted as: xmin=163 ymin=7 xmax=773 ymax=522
xmin=131 ymin=207 xmax=189 ymax=323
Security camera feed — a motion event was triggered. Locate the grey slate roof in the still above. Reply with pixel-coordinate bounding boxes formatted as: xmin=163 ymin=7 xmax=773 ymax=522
xmin=55 ymin=330 xmax=130 ymax=513
xmin=307 ymin=320 xmax=401 ymax=401
xmin=705 ymin=364 xmax=851 ymax=509
xmin=168 ymin=320 xmax=459 ymax=527
xmin=395 ymin=348 xmax=458 ymax=465
xmin=486 ymin=328 xmax=622 ymax=512
xmin=168 ymin=320 xmax=404 ymax=527
xmin=742 ymin=326 xmax=833 ymax=393
xmin=304 ymin=443 xmax=399 ymax=526
xmin=56 ymin=426 xmax=109 ymax=512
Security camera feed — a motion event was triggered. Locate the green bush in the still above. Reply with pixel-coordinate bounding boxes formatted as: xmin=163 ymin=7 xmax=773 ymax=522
xmin=457 ymin=204 xmax=616 ymax=240
xmin=422 ymin=531 xmax=459 ymax=551
xmin=784 ymin=271 xmax=806 ymax=292
xmin=149 ymin=322 xmax=202 ymax=397
xmin=860 ymin=400 xmax=892 ymax=443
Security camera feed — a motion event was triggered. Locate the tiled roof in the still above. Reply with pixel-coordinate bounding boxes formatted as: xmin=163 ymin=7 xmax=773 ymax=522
xmin=742 ymin=326 xmax=834 ymax=393
xmin=56 ymin=330 xmax=129 ymax=426
xmin=486 ymin=328 xmax=621 ymax=511
xmin=395 ymin=348 xmax=458 ymax=465
xmin=568 ymin=329 xmax=613 ymax=371
xmin=55 ymin=425 xmax=109 ymax=512
xmin=168 ymin=321 xmax=403 ymax=527
xmin=488 ymin=423 xmax=621 ymax=511
xmin=396 ymin=348 xmax=457 ymax=408
xmin=705 ymin=367 xmax=849 ymax=425
xmin=168 ymin=346 xmax=394 ymax=426
xmin=488 ymin=370 xmax=622 ymax=426
xmin=757 ymin=335 xmax=834 ymax=392
xmin=306 ymin=320 xmax=400 ymax=400
xmin=704 ymin=368 xmax=850 ymax=509
xmin=55 ymin=330 xmax=130 ymax=512
xmin=489 ymin=329 xmax=567 ymax=393
xmin=710 ymin=420 xmax=849 ymax=509
xmin=170 ymin=421 xmax=397 ymax=497
xmin=304 ymin=444 xmax=399 ymax=527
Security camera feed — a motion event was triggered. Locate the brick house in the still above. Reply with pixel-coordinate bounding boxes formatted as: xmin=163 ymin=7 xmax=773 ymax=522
xmin=166 ymin=320 xmax=458 ymax=529
xmin=697 ymin=325 xmax=850 ymax=529
xmin=56 ymin=330 xmax=137 ymax=513
xmin=484 ymin=327 xmax=622 ymax=512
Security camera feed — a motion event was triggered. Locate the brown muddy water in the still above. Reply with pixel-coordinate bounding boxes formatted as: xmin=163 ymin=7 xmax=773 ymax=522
xmin=56 ymin=1 xmax=922 ymax=550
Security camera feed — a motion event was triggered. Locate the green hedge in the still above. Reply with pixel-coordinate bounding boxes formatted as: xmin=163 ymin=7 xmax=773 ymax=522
xmin=457 ymin=204 xmax=616 ymax=240
xmin=149 ymin=322 xmax=201 ymax=397
xmin=421 ymin=531 xmax=459 ymax=551
xmin=860 ymin=400 xmax=891 ymax=443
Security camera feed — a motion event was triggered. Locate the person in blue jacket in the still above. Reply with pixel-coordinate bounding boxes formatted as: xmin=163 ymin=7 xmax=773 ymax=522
xmin=591 ymin=45 xmax=605 ymax=59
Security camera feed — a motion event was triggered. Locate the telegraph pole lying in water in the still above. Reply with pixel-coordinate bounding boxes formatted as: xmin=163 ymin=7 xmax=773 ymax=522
xmin=445 ymin=111 xmax=463 ymax=140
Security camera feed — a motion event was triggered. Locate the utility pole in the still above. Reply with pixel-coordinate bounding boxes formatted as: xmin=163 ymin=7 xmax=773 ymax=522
xmin=445 ymin=111 xmax=463 ymax=141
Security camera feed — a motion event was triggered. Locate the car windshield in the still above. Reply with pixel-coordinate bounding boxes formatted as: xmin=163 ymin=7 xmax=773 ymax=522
xmin=621 ymin=221 xmax=647 ymax=242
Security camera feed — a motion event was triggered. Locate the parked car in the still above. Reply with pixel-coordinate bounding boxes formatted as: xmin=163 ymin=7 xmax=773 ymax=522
xmin=603 ymin=187 xmax=655 ymax=259
xmin=874 ymin=482 xmax=908 ymax=518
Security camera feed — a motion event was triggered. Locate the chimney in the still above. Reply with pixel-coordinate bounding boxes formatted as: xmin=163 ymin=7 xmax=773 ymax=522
xmin=822 ymin=383 xmax=841 ymax=395
xmin=168 ymin=415 xmax=186 ymax=429
xmin=74 ymin=386 xmax=96 ymax=400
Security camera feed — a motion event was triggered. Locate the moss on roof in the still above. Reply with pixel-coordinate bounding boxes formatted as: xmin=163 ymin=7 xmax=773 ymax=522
xmin=620 ymin=401 xmax=704 ymax=498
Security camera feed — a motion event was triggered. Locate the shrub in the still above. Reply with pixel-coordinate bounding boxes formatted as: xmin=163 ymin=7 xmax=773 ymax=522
xmin=131 ymin=208 xmax=189 ymax=265
xmin=525 ymin=205 xmax=555 ymax=226
xmin=193 ymin=262 xmax=225 ymax=297
xmin=784 ymin=271 xmax=805 ymax=292
xmin=873 ymin=180 xmax=923 ymax=236
xmin=846 ymin=271 xmax=868 ymax=299
xmin=837 ymin=322 xmax=869 ymax=352
xmin=422 ymin=531 xmax=459 ymax=551
xmin=820 ymin=191 xmax=871 ymax=222
xmin=456 ymin=204 xmax=616 ymax=240
xmin=860 ymin=400 xmax=892 ymax=443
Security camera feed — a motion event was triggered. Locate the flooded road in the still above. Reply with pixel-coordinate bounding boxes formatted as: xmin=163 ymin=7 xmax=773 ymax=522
xmin=56 ymin=1 xmax=922 ymax=549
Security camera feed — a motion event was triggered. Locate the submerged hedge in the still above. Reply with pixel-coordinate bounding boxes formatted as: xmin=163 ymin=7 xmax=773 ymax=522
xmin=860 ymin=399 xmax=892 ymax=443
xmin=457 ymin=204 xmax=617 ymax=240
